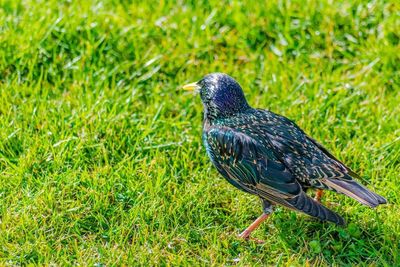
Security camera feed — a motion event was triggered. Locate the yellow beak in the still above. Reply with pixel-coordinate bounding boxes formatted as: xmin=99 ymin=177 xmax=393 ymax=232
xmin=182 ymin=82 xmax=200 ymax=91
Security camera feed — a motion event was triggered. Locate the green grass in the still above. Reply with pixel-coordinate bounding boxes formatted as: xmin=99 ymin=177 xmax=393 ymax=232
xmin=1 ymin=0 xmax=399 ymax=265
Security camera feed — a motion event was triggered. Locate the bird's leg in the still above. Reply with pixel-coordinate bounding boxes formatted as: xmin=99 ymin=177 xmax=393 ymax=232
xmin=314 ymin=189 xmax=324 ymax=203
xmin=238 ymin=200 xmax=272 ymax=242
xmin=238 ymin=213 xmax=269 ymax=241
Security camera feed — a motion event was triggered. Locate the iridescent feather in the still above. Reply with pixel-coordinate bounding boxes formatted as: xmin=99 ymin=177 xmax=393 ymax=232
xmin=197 ymin=73 xmax=386 ymax=225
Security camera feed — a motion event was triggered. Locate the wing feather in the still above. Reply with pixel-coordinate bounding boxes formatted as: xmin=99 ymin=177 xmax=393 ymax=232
xmin=204 ymin=125 xmax=345 ymax=225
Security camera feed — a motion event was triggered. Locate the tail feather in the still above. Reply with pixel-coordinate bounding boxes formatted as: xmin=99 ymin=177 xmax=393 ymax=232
xmin=323 ymin=178 xmax=387 ymax=208
xmin=287 ymin=192 xmax=345 ymax=225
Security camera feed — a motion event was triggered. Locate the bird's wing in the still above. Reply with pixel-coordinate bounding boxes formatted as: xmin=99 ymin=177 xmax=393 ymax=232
xmin=306 ymin=136 xmax=361 ymax=179
xmin=253 ymin=110 xmax=353 ymax=182
xmin=205 ymin=125 xmax=345 ymax=224
xmin=253 ymin=110 xmax=386 ymax=207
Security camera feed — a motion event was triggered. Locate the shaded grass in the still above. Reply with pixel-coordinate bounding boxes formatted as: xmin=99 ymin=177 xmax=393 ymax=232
xmin=0 ymin=0 xmax=399 ymax=265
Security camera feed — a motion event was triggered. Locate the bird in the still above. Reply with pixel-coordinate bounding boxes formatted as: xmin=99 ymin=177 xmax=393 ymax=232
xmin=183 ymin=73 xmax=387 ymax=241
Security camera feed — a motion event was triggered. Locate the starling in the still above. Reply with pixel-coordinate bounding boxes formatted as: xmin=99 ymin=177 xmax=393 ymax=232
xmin=183 ymin=73 xmax=386 ymax=240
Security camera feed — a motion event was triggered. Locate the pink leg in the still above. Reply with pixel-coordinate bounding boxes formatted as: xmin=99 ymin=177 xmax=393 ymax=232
xmin=314 ymin=189 xmax=324 ymax=202
xmin=238 ymin=213 xmax=269 ymax=240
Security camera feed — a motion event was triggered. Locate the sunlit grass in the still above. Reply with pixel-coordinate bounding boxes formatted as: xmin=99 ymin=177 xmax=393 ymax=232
xmin=0 ymin=0 xmax=399 ymax=265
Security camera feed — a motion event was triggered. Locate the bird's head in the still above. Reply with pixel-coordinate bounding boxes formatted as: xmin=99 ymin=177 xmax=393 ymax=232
xmin=183 ymin=73 xmax=250 ymax=120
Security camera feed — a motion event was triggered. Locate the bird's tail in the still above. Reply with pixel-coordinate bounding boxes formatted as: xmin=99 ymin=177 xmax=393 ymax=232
xmin=322 ymin=178 xmax=387 ymax=208
xmin=287 ymin=192 xmax=345 ymax=225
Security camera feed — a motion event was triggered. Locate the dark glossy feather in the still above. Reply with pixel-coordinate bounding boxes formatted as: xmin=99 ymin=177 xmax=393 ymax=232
xmin=210 ymin=109 xmax=385 ymax=206
xmin=204 ymin=124 xmax=345 ymax=225
xmin=323 ymin=178 xmax=387 ymax=207
xmin=198 ymin=73 xmax=386 ymax=226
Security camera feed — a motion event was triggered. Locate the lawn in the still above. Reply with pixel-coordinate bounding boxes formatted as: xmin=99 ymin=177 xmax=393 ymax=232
xmin=0 ymin=0 xmax=399 ymax=265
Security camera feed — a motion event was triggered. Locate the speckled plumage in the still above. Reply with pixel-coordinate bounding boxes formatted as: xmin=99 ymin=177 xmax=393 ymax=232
xmin=197 ymin=73 xmax=386 ymax=226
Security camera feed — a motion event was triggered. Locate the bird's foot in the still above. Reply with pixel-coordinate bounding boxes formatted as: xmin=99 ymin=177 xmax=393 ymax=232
xmin=238 ymin=230 xmax=265 ymax=244
xmin=238 ymin=213 xmax=269 ymax=243
xmin=238 ymin=229 xmax=251 ymax=240
xmin=250 ymin=237 xmax=265 ymax=244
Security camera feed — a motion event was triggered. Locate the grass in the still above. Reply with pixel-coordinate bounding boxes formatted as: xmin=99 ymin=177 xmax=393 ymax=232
xmin=0 ymin=0 xmax=399 ymax=265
